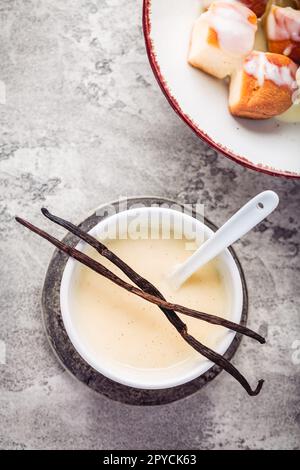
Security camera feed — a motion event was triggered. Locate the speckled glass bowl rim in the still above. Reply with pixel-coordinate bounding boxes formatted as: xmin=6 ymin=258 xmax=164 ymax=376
xmin=142 ymin=0 xmax=300 ymax=179
xmin=41 ymin=197 xmax=249 ymax=405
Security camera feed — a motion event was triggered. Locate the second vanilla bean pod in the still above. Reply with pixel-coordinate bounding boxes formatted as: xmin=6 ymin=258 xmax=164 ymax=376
xmin=16 ymin=215 xmax=264 ymax=395
xmin=41 ymin=208 xmax=265 ymax=344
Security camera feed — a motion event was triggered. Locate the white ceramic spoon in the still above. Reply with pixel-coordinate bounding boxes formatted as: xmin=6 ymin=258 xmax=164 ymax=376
xmin=169 ymin=191 xmax=279 ymax=290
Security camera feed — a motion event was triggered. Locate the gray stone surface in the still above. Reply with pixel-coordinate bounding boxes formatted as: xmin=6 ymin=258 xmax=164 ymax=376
xmin=0 ymin=0 xmax=299 ymax=450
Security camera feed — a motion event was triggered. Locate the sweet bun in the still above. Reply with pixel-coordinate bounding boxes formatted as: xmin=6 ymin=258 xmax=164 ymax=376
xmin=188 ymin=2 xmax=257 ymax=79
xmin=266 ymin=6 xmax=300 ymax=64
xmin=229 ymin=51 xmax=298 ymax=118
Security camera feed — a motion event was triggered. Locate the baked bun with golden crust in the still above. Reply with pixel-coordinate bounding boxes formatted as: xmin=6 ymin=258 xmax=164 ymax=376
xmin=266 ymin=6 xmax=300 ymax=64
xmin=229 ymin=51 xmax=298 ymax=118
xmin=188 ymin=2 xmax=257 ymax=79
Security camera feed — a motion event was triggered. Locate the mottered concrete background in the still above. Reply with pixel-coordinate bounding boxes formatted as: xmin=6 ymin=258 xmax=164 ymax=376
xmin=0 ymin=0 xmax=299 ymax=449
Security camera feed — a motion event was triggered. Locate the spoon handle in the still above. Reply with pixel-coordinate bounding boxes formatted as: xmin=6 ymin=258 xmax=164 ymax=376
xmin=170 ymin=191 xmax=279 ymax=289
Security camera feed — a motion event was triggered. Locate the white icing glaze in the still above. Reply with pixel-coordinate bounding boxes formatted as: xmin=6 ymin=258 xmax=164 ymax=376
xmin=203 ymin=2 xmax=257 ymax=56
xmin=267 ymin=6 xmax=300 ymax=43
xmin=244 ymin=51 xmax=298 ymax=89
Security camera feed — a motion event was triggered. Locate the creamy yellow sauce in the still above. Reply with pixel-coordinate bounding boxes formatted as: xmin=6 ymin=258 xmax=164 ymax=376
xmin=255 ymin=22 xmax=268 ymax=52
xmin=277 ymin=103 xmax=300 ymax=122
xmin=72 ymin=237 xmax=230 ymax=369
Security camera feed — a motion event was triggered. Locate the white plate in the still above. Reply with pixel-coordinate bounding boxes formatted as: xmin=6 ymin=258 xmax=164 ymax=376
xmin=143 ymin=0 xmax=300 ymax=178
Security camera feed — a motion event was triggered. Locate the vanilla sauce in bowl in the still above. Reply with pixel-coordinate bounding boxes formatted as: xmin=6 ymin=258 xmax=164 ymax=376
xmin=71 ymin=236 xmax=230 ymax=370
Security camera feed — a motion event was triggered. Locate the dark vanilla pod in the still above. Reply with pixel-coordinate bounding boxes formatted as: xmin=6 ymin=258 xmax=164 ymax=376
xmin=15 ymin=213 xmax=265 ymax=396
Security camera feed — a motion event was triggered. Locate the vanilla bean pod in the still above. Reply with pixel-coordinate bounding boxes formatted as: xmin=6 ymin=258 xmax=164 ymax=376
xmin=16 ymin=215 xmax=264 ymax=396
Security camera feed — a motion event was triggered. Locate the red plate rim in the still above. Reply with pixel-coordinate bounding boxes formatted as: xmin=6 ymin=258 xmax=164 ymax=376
xmin=142 ymin=0 xmax=300 ymax=179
